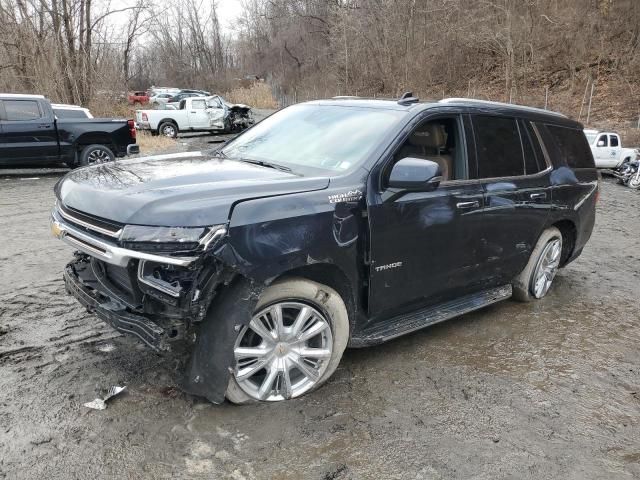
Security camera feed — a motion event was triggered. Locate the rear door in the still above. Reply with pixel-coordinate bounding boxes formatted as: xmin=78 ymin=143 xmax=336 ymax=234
xmin=609 ymin=134 xmax=622 ymax=165
xmin=0 ymin=99 xmax=59 ymax=165
xmin=468 ymin=114 xmax=552 ymax=285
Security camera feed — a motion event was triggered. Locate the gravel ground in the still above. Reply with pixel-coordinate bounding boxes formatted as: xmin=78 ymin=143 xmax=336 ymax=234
xmin=1 ymin=148 xmax=639 ymax=478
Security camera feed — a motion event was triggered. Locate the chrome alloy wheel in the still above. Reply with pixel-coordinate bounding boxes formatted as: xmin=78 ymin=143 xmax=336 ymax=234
xmin=532 ymin=238 xmax=562 ymax=298
xmin=87 ymin=148 xmax=112 ymax=164
xmin=161 ymin=124 xmax=176 ymax=137
xmin=233 ymin=302 xmax=333 ymax=401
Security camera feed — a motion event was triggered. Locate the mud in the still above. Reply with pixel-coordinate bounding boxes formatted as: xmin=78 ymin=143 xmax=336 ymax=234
xmin=1 ymin=162 xmax=639 ymax=478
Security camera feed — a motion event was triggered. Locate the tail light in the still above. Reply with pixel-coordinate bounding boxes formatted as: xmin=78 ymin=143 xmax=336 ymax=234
xmin=127 ymin=119 xmax=136 ymax=139
xmin=141 ymin=112 xmax=148 ymax=121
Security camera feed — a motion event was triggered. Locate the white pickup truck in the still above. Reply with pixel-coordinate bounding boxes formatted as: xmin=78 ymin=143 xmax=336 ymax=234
xmin=136 ymin=95 xmax=253 ymax=138
xmin=584 ymin=129 xmax=639 ymax=169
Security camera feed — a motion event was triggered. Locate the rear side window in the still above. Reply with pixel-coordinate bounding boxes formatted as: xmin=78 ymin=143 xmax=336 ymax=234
xmin=4 ymin=100 xmax=41 ymax=121
xmin=54 ymin=108 xmax=88 ymax=119
xmin=545 ymin=124 xmax=594 ymax=168
xmin=472 ymin=115 xmax=524 ymax=178
xmin=520 ymin=120 xmax=546 ymax=174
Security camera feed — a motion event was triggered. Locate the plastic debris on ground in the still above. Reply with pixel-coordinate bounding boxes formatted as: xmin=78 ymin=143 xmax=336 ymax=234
xmin=83 ymin=386 xmax=127 ymax=410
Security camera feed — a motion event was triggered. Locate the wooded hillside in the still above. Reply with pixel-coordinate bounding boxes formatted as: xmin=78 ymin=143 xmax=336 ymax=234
xmin=1 ymin=0 xmax=639 ymax=137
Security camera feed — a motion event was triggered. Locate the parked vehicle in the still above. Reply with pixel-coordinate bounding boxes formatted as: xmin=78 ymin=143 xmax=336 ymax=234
xmin=52 ymin=103 xmax=93 ymax=119
xmin=149 ymin=93 xmax=174 ymax=108
xmin=612 ymin=158 xmax=640 ymax=189
xmin=128 ymin=91 xmax=149 ymax=106
xmin=179 ymin=89 xmax=211 ymax=96
xmin=147 ymin=86 xmax=180 ymax=97
xmin=52 ymin=96 xmax=597 ymax=404
xmin=166 ymin=91 xmax=208 ymax=108
xmin=584 ymin=129 xmax=639 ymax=169
xmin=0 ymin=93 xmax=138 ymax=167
xmin=135 ymin=95 xmax=254 ymax=138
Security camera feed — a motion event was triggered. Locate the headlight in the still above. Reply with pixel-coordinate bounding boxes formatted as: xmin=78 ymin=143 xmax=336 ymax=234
xmin=119 ymin=224 xmax=227 ymax=252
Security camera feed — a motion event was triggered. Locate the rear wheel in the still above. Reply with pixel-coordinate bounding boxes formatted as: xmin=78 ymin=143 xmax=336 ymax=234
xmin=79 ymin=144 xmax=115 ymax=167
xmin=628 ymin=175 xmax=640 ymax=189
xmin=226 ymin=278 xmax=349 ymax=404
xmin=159 ymin=121 xmax=178 ymax=138
xmin=512 ymin=227 xmax=563 ymax=302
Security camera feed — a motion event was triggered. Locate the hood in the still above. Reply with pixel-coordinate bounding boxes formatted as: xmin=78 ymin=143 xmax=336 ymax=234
xmin=56 ymin=152 xmax=329 ymax=226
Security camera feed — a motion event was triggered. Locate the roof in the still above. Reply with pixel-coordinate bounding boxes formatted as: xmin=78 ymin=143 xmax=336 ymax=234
xmin=304 ymin=96 xmax=578 ymax=126
xmin=0 ymin=93 xmax=45 ymax=99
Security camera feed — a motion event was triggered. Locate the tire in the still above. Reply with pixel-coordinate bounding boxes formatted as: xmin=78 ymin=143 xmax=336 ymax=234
xmin=158 ymin=121 xmax=178 ymax=138
xmin=79 ymin=144 xmax=115 ymax=167
xmin=225 ymin=277 xmax=349 ymax=404
xmin=628 ymin=175 xmax=640 ymax=190
xmin=512 ymin=227 xmax=563 ymax=302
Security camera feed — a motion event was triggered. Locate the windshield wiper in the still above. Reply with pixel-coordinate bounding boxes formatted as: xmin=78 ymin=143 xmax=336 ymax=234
xmin=236 ymin=158 xmax=292 ymax=173
xmin=212 ymin=149 xmax=227 ymax=158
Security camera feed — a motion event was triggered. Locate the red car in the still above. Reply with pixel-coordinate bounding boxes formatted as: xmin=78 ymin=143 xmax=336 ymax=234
xmin=127 ymin=91 xmax=149 ymax=106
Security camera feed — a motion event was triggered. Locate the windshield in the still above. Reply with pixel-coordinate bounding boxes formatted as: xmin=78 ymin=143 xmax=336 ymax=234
xmin=221 ymin=104 xmax=405 ymax=173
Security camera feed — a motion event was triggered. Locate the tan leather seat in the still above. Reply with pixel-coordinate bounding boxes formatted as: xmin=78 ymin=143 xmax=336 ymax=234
xmin=402 ymin=123 xmax=454 ymax=180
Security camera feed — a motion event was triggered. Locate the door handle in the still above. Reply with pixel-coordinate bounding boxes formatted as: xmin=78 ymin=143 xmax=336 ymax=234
xmin=456 ymin=200 xmax=480 ymax=209
xmin=38 ymin=124 xmax=51 ymax=129
xmin=190 ymin=111 xmax=196 ymax=113
xmin=530 ymin=192 xmax=547 ymax=200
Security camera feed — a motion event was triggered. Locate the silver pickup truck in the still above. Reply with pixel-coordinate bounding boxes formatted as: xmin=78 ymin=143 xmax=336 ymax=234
xmin=135 ymin=95 xmax=254 ymax=138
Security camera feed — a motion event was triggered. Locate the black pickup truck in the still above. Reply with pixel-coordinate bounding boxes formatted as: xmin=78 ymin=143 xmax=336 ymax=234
xmin=0 ymin=94 xmax=138 ymax=167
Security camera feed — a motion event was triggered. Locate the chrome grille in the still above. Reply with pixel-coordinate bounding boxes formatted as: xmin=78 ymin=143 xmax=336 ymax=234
xmin=57 ymin=204 xmax=122 ymax=239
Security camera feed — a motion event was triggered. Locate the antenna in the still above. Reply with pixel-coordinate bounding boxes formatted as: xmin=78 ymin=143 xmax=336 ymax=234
xmin=398 ymin=91 xmax=419 ymax=105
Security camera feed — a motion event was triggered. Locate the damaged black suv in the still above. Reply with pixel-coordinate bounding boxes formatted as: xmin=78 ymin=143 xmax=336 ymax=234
xmin=51 ymin=96 xmax=597 ymax=404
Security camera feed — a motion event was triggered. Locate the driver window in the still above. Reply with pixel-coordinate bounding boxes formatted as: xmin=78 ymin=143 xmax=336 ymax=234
xmin=609 ymin=135 xmax=619 ymax=147
xmin=191 ymin=99 xmax=206 ymax=110
xmin=391 ymin=117 xmax=465 ymax=182
xmin=597 ymin=134 xmax=608 ymax=147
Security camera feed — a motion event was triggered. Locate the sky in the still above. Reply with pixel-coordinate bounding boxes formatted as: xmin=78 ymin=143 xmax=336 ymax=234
xmin=216 ymin=0 xmax=244 ymax=35
xmin=108 ymin=0 xmax=244 ymax=36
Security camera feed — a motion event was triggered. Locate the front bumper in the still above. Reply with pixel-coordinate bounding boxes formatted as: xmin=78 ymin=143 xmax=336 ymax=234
xmin=64 ymin=262 xmax=172 ymax=351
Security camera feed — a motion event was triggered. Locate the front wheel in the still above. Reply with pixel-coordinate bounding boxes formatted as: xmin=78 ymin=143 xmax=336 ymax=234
xmin=512 ymin=227 xmax=563 ymax=302
xmin=226 ymin=278 xmax=349 ymax=404
xmin=79 ymin=144 xmax=115 ymax=167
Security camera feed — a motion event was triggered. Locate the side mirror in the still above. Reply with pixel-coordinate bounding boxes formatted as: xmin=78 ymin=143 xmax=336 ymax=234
xmin=388 ymin=158 xmax=442 ymax=191
xmin=597 ymin=140 xmax=605 ymax=147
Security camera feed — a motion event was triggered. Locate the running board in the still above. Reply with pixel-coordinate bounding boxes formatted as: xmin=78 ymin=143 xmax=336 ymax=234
xmin=350 ymin=284 xmax=512 ymax=347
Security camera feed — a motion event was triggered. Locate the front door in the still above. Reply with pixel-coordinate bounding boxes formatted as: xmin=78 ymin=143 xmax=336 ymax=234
xmin=367 ymin=113 xmax=487 ymax=317
xmin=0 ymin=99 xmax=59 ymax=164
xmin=187 ymin=98 xmax=210 ymax=129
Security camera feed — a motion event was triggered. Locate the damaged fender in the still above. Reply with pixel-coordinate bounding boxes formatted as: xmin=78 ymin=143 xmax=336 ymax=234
xmin=182 ymin=276 xmax=263 ymax=403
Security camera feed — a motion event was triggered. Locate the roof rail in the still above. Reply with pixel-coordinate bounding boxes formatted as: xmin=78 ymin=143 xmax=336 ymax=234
xmin=439 ymin=97 xmax=566 ymax=118
xmin=398 ymin=91 xmax=419 ymax=106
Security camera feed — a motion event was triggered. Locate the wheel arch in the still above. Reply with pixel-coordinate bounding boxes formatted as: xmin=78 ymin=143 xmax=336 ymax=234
xmin=551 ymin=219 xmax=577 ymax=266
xmin=75 ymin=132 xmax=113 ymax=149
xmin=270 ymin=263 xmax=357 ymax=334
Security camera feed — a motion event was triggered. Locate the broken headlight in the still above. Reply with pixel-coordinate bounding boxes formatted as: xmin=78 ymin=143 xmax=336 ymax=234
xmin=119 ymin=224 xmax=227 ymax=252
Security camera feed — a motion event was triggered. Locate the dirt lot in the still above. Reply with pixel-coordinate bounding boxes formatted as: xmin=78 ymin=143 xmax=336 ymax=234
xmin=1 ymin=150 xmax=639 ymax=478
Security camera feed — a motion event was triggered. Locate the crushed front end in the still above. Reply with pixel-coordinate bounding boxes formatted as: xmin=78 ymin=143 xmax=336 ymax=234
xmin=51 ymin=203 xmax=231 ymax=352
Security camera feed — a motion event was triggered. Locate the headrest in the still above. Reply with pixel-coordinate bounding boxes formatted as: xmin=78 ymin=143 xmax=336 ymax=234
xmin=409 ymin=123 xmax=445 ymax=148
